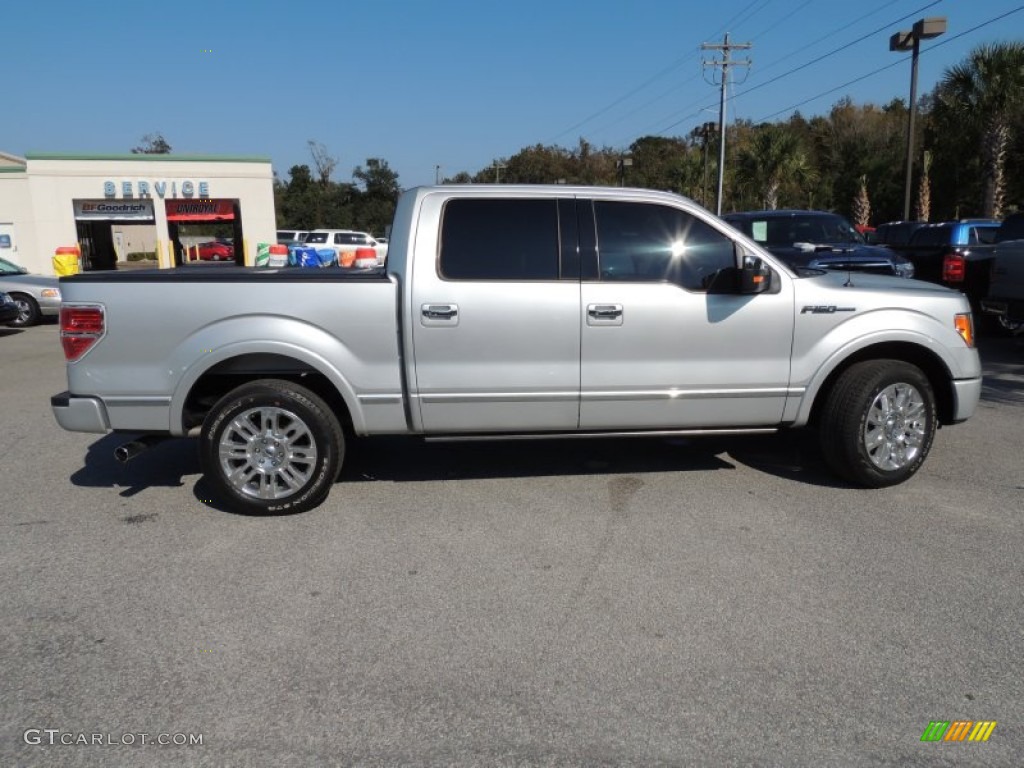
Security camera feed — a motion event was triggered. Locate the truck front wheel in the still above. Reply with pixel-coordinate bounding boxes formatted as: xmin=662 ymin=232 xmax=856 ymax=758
xmin=819 ymin=360 xmax=937 ymax=488
xmin=200 ymin=379 xmax=344 ymax=514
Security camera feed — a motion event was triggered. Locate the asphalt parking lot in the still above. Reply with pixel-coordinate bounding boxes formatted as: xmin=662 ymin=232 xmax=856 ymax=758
xmin=2 ymin=321 xmax=1022 ymax=767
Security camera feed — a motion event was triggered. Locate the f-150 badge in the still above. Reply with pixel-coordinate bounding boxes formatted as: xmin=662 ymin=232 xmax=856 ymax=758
xmin=801 ymin=305 xmax=856 ymax=314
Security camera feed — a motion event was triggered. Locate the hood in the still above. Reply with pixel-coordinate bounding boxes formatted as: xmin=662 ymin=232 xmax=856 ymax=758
xmin=0 ymin=273 xmax=60 ymax=288
xmin=799 ymin=269 xmax=960 ymax=297
xmin=765 ymin=242 xmax=899 ymax=268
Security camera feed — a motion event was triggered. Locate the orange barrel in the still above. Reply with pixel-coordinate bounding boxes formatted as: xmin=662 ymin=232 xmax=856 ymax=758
xmin=52 ymin=245 xmax=81 ymax=276
xmin=267 ymin=244 xmax=288 ymax=267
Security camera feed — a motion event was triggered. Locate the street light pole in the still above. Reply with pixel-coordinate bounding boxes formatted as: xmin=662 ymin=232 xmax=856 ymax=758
xmin=890 ymin=17 xmax=946 ymax=221
xmin=617 ymin=156 xmax=633 ymax=186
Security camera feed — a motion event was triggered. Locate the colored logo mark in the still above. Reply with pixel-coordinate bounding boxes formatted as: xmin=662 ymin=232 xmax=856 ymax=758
xmin=921 ymin=720 xmax=997 ymax=742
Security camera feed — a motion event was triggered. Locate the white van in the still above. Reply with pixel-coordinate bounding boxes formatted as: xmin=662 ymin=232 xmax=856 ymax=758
xmin=305 ymin=229 xmax=385 ymax=266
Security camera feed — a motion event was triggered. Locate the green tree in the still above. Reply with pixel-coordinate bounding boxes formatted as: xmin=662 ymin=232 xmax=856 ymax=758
xmin=736 ymin=124 xmax=814 ymax=210
xmin=933 ymin=42 xmax=1024 ymax=218
xmin=352 ymin=158 xmax=401 ymax=235
xmin=131 ymin=133 xmax=171 ymax=154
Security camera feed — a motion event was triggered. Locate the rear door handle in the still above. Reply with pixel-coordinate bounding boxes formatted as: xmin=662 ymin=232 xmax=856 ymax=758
xmin=588 ymin=304 xmax=623 ymax=318
xmin=586 ymin=303 xmax=624 ymax=326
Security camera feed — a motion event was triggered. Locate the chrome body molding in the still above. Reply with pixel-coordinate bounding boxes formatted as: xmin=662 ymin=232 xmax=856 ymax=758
xmin=103 ymin=396 xmax=173 ymax=408
xmin=425 ymin=427 xmax=779 ymax=442
xmin=416 ymin=388 xmax=805 ymax=405
xmin=356 ymin=393 xmax=405 ymax=405
xmin=583 ymin=387 xmax=805 ymax=402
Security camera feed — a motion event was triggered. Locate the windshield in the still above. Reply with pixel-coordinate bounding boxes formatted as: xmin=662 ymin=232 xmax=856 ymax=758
xmin=738 ymin=214 xmax=864 ymax=246
xmin=0 ymin=256 xmax=27 ymax=274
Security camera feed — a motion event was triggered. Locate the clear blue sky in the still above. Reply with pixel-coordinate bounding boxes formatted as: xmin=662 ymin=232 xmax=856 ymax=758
xmin=4 ymin=0 xmax=1021 ymax=188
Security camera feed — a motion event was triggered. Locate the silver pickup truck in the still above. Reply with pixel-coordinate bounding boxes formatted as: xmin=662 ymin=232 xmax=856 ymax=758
xmin=53 ymin=186 xmax=982 ymax=514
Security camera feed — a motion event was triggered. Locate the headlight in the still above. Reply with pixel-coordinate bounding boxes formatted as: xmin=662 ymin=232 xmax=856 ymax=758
xmin=41 ymin=288 xmax=61 ymax=298
xmin=895 ymin=261 xmax=915 ymax=279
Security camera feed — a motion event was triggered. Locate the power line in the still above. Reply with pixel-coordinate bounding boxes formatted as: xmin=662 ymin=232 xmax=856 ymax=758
xmin=732 ymin=0 xmax=944 ymax=101
xmin=640 ymin=0 xmax=943 ymax=138
xmin=548 ymin=53 xmax=700 ymax=143
xmin=754 ymin=5 xmax=1024 ymax=122
xmin=549 ymin=0 xmax=780 ymax=143
xmin=747 ymin=0 xmax=814 ymax=43
xmin=755 ymin=0 xmax=937 ymax=75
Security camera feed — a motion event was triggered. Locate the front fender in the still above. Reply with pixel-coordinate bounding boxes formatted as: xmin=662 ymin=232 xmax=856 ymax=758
xmin=788 ymin=307 xmax=980 ymax=426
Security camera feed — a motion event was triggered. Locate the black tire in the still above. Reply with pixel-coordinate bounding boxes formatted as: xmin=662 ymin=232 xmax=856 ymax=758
xmin=7 ymin=293 xmax=41 ymax=327
xmin=200 ymin=379 xmax=344 ymax=514
xmin=819 ymin=360 xmax=936 ymax=488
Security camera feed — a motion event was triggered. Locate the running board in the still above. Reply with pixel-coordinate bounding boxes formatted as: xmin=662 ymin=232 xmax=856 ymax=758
xmin=424 ymin=427 xmax=778 ymax=443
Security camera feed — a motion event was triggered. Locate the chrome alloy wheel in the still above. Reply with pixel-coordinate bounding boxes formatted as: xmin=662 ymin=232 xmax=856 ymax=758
xmin=863 ymin=382 xmax=927 ymax=471
xmin=218 ymin=406 xmax=318 ymax=500
xmin=12 ymin=296 xmax=33 ymax=326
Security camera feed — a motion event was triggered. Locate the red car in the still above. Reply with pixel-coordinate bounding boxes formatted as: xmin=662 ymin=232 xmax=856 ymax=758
xmin=196 ymin=241 xmax=234 ymax=261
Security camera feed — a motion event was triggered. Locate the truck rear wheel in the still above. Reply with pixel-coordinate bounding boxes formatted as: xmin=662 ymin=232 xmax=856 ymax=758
xmin=819 ymin=360 xmax=936 ymax=488
xmin=199 ymin=379 xmax=344 ymax=514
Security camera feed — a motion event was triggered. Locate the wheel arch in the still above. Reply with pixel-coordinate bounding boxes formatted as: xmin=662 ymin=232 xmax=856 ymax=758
xmin=804 ymin=341 xmax=956 ymax=428
xmin=175 ymin=350 xmax=356 ymax=436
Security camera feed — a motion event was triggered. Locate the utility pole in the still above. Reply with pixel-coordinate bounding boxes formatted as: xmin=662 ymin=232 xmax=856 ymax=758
xmin=701 ymin=122 xmax=715 ymax=208
xmin=701 ymin=33 xmax=751 ymax=216
xmin=493 ymin=161 xmax=507 ymax=183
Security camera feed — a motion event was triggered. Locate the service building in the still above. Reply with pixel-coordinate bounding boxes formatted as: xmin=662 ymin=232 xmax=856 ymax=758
xmin=0 ymin=151 xmax=276 ymax=274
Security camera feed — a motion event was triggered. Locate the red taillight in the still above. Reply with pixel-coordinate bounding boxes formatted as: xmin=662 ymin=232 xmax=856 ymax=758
xmin=60 ymin=305 xmax=105 ymax=362
xmin=943 ymin=253 xmax=965 ymax=283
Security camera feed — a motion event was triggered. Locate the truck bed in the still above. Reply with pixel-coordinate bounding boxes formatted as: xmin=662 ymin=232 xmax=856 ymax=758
xmin=58 ymin=267 xmax=406 ymax=436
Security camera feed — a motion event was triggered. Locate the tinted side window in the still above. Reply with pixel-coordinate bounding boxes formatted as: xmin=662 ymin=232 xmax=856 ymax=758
xmin=910 ymin=226 xmax=950 ymax=246
xmin=594 ymin=202 xmax=736 ymax=291
xmin=440 ymin=199 xmax=559 ymax=280
xmin=975 ymin=227 xmax=998 ymax=244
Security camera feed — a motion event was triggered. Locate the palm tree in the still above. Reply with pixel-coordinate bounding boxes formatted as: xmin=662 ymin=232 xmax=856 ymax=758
xmin=736 ymin=124 xmax=815 ymax=210
xmin=936 ymin=42 xmax=1024 ymax=219
xmin=915 ymin=151 xmax=932 ymax=222
xmin=851 ymin=175 xmax=871 ymax=228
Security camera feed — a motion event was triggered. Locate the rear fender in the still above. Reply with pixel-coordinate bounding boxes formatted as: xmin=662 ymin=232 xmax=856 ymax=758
xmin=167 ymin=317 xmax=365 ymax=436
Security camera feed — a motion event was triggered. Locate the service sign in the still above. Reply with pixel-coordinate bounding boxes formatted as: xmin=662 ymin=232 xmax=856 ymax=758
xmin=103 ymin=179 xmax=210 ymax=199
xmin=74 ymin=200 xmax=155 ymax=221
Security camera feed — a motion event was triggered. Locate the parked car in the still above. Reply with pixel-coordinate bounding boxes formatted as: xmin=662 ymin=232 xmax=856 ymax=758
xmin=196 ymin=241 xmax=234 ymax=261
xmin=886 ymin=219 xmax=1006 ymax=310
xmin=722 ymin=210 xmax=915 ymax=278
xmin=52 ymin=185 xmax=980 ymax=515
xmin=980 ymin=212 xmax=1024 ymax=334
xmin=0 ymin=256 xmax=62 ymax=327
xmin=0 ymin=291 xmax=20 ymax=324
xmin=873 ymin=221 xmax=925 ymax=247
xmin=277 ymin=230 xmax=310 ymax=244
